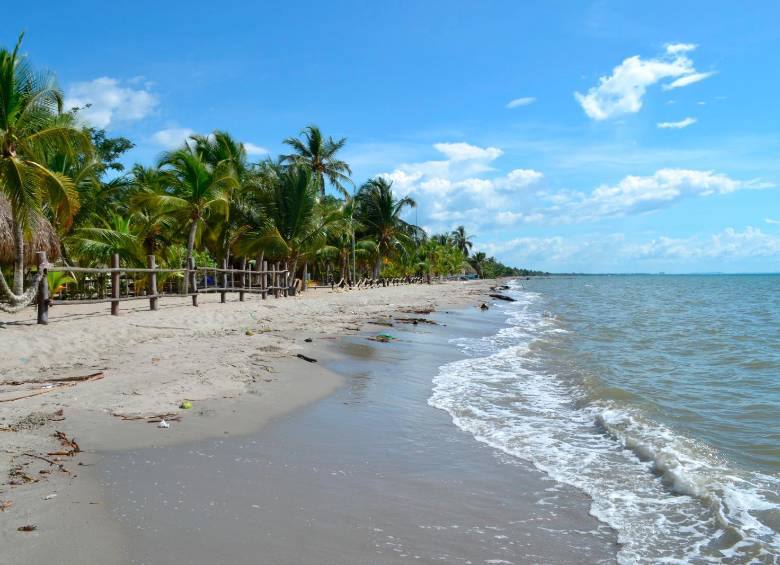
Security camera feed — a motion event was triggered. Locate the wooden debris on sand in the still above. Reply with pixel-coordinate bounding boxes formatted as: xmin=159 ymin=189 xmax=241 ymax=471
xmin=296 ymin=353 xmax=318 ymax=363
xmin=112 ymin=412 xmax=182 ymax=423
xmin=17 ymin=525 xmax=37 ymax=532
xmin=0 ymin=372 xmax=104 ymax=403
xmin=399 ymin=306 xmax=435 ymax=314
xmin=489 ymin=293 xmax=516 ymax=302
xmin=49 ymin=431 xmax=80 ymax=456
xmin=395 ymin=317 xmax=438 ymax=325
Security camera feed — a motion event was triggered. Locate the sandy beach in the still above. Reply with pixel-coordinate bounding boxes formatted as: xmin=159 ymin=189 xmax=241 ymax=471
xmin=0 ymin=280 xmax=515 ymax=563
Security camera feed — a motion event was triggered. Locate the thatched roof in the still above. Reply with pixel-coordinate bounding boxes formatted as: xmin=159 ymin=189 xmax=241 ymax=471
xmin=0 ymin=195 xmax=61 ymax=266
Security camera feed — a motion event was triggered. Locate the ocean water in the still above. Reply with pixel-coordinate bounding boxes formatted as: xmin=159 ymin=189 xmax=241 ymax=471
xmin=430 ymin=275 xmax=780 ymax=564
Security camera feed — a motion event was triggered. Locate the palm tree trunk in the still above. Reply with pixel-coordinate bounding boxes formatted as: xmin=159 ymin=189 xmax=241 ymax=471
xmin=12 ymin=215 xmax=25 ymax=295
xmin=183 ymin=218 xmax=198 ymax=294
xmin=374 ymin=256 xmax=382 ymax=279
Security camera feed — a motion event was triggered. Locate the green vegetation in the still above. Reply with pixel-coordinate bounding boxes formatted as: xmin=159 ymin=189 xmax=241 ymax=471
xmin=0 ymin=37 xmax=543 ymax=302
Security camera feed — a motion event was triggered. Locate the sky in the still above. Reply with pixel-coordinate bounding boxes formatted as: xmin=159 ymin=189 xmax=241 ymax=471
xmin=5 ymin=0 xmax=780 ymax=273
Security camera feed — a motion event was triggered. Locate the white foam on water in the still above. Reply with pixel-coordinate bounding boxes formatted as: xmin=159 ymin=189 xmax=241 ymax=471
xmin=429 ymin=281 xmax=780 ymax=564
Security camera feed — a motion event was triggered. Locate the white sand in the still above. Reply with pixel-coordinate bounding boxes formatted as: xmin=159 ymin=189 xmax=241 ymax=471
xmin=0 ymin=280 xmax=492 ymax=558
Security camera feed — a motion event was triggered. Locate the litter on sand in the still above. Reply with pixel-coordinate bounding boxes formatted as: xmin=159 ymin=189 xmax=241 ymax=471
xmin=368 ymin=333 xmax=396 ymax=343
xmin=157 ymin=419 xmax=170 ymax=429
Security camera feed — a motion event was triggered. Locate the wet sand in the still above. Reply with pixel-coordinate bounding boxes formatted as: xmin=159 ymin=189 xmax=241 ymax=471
xmin=94 ymin=307 xmax=617 ymax=564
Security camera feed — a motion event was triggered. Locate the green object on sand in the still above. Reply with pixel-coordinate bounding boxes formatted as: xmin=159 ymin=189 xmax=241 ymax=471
xmin=180 ymin=400 xmax=192 ymax=409
xmin=369 ymin=333 xmax=396 ymax=343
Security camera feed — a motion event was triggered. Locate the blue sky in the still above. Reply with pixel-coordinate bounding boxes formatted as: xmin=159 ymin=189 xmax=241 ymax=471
xmin=6 ymin=1 xmax=780 ymax=272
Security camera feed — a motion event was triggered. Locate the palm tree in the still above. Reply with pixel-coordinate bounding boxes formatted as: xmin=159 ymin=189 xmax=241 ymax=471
xmin=281 ymin=125 xmax=352 ymax=196
xmin=450 ymin=225 xmax=473 ymax=257
xmin=139 ymin=146 xmax=237 ymax=292
xmin=0 ymin=34 xmax=87 ymax=297
xmin=354 ymin=177 xmax=417 ymax=277
xmin=469 ymin=251 xmax=487 ymax=279
xmin=240 ymin=166 xmax=335 ymax=287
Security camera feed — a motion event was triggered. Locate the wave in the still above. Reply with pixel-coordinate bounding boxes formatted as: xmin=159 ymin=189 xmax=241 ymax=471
xmin=429 ymin=281 xmax=780 ymax=564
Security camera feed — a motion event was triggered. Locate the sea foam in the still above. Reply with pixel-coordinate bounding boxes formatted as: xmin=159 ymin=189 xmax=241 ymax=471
xmin=429 ymin=280 xmax=780 ymax=563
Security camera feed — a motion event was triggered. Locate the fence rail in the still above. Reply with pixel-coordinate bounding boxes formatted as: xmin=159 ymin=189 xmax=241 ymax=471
xmin=21 ymin=252 xmax=425 ymax=325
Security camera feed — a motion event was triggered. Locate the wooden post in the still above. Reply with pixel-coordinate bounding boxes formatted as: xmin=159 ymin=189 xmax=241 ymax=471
xmin=221 ymin=259 xmax=228 ymax=303
xmin=273 ymin=263 xmax=280 ymax=298
xmin=148 ymin=255 xmax=158 ymax=311
xmin=36 ymin=252 xmax=49 ymax=325
xmin=261 ymin=260 xmax=267 ymax=300
xmin=301 ymin=261 xmax=307 ymax=293
xmin=111 ymin=253 xmax=120 ymax=316
xmin=190 ymin=257 xmax=198 ymax=306
xmin=283 ymin=261 xmax=289 ymax=297
xmin=239 ymin=257 xmax=246 ymax=302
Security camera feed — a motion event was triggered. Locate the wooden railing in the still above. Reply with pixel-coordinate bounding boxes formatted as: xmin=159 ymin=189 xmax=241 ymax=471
xmin=28 ymin=252 xmax=427 ymax=325
xmin=33 ymin=252 xmax=288 ymax=325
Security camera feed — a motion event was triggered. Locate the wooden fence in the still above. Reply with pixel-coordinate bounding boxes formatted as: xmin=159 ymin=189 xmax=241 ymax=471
xmin=29 ymin=252 xmax=425 ymax=325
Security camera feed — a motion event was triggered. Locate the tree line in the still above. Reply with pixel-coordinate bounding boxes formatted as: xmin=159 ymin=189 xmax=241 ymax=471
xmin=0 ymin=35 xmax=543 ymax=304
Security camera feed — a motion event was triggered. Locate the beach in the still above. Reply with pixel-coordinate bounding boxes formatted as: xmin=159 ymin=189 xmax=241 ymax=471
xmin=1 ymin=279 xmax=611 ymax=564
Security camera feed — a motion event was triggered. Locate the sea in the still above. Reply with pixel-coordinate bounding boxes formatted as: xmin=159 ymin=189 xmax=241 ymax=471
xmin=430 ymin=275 xmax=780 ymax=563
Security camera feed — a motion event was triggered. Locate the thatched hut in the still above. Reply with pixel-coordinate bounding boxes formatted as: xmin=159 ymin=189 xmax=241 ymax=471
xmin=0 ymin=195 xmax=61 ymax=266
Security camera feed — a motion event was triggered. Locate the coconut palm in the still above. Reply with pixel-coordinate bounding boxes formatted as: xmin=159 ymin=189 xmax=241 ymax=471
xmin=0 ymin=34 xmax=88 ymax=298
xmin=239 ymin=166 xmax=337 ymax=286
xmin=138 ymin=146 xmax=237 ymax=292
xmin=468 ymin=251 xmax=487 ymax=278
xmin=281 ymin=125 xmax=352 ymax=197
xmin=354 ymin=177 xmax=417 ymax=277
xmin=450 ymin=225 xmax=473 ymax=257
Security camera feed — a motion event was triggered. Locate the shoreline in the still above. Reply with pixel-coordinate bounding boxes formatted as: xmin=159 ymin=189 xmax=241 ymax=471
xmin=0 ymin=280 xmax=496 ymax=561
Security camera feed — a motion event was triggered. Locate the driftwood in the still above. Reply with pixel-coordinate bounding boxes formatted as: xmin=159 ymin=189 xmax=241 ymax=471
xmin=2 ymin=371 xmax=104 ymax=387
xmin=52 ymin=431 xmax=80 ymax=456
xmin=0 ymin=384 xmax=70 ymax=403
xmin=395 ymin=317 xmax=438 ymax=325
xmin=296 ymin=353 xmax=318 ymax=363
xmin=112 ymin=412 xmax=180 ymax=422
xmin=489 ymin=293 xmax=516 ymax=302
xmin=399 ymin=307 xmax=435 ymax=314
xmin=22 ymin=453 xmax=69 ymax=473
xmin=0 ymin=372 xmax=104 ymax=403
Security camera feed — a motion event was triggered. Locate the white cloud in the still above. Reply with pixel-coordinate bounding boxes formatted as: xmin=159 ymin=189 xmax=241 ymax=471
xmin=377 ymin=142 xmax=543 ymax=234
xmin=629 ymin=227 xmax=780 ymax=260
xmin=488 ymin=226 xmax=780 ymax=271
xmin=432 ymin=142 xmax=503 ymax=162
xmin=151 ymin=127 xmax=195 ymax=149
xmin=575 ymin=44 xmax=713 ymax=120
xmin=244 ymin=142 xmax=268 ymax=156
xmin=665 ymin=42 xmax=697 ymax=54
xmin=663 ymin=71 xmax=716 ymax=90
xmin=506 ymin=97 xmax=536 ymax=109
xmin=577 ymin=169 xmax=772 ymax=220
xmin=766 ymin=218 xmax=780 ymax=225
xmin=657 ymin=117 xmax=697 ymax=129
xmin=66 ymin=77 xmax=157 ymax=129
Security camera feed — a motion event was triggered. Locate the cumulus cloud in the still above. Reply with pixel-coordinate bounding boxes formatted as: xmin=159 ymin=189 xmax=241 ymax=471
xmin=66 ymin=77 xmax=157 ymax=129
xmin=432 ymin=142 xmax=503 ymax=162
xmin=506 ymin=97 xmax=536 ymax=108
xmin=575 ymin=169 xmax=772 ymax=220
xmin=657 ymin=117 xmax=697 ymax=129
xmin=490 ymin=227 xmax=780 ymax=271
xmin=766 ymin=218 xmax=780 ymax=225
xmin=575 ymin=44 xmax=713 ymax=120
xmin=244 ymin=142 xmax=268 ymax=156
xmin=151 ymin=127 xmax=195 ymax=149
xmin=628 ymin=227 xmax=780 ymax=260
xmin=376 ymin=142 xmax=543 ymax=234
